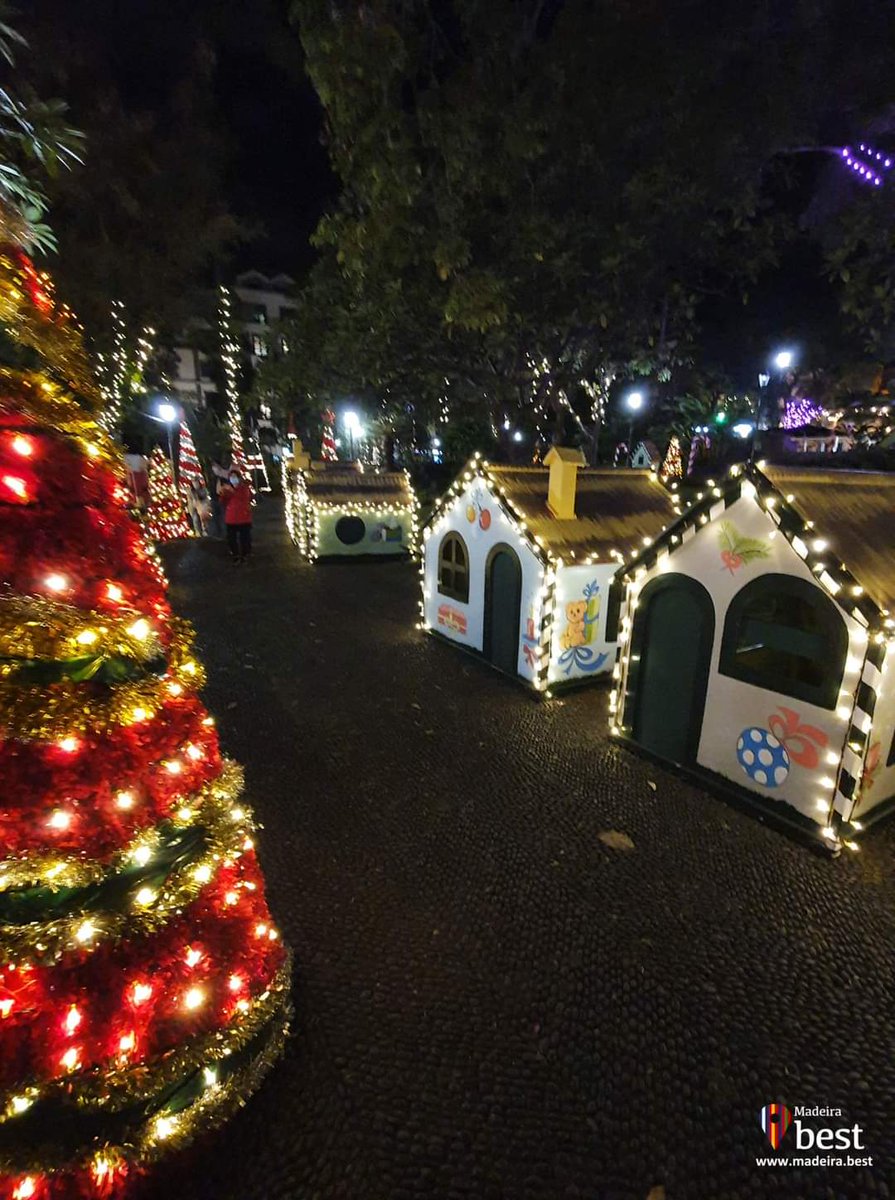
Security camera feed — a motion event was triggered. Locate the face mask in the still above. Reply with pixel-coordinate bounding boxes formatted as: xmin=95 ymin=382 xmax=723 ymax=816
xmin=229 ymin=475 xmax=239 ymax=485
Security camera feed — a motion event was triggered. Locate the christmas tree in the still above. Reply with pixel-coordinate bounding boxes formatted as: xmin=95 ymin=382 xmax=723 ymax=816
xmin=145 ymin=447 xmax=192 ymax=543
xmin=320 ymin=409 xmax=337 ymax=461
xmin=661 ymin=435 xmax=683 ymax=480
xmin=176 ymin=420 xmax=205 ymax=495
xmin=0 ymin=244 xmax=290 ymax=1198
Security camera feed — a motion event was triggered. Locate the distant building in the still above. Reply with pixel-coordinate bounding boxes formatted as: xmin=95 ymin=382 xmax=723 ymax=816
xmin=231 ymin=270 xmax=297 ymax=368
xmin=169 ymin=270 xmax=297 ymax=409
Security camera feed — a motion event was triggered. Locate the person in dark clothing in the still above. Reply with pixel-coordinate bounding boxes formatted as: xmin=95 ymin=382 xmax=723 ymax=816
xmin=217 ymin=471 xmax=253 ymax=563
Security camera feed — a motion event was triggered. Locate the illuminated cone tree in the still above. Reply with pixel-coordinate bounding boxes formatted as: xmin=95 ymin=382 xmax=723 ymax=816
xmin=176 ymin=420 xmax=205 ymax=495
xmin=0 ymin=246 xmax=290 ymax=1199
xmin=320 ymin=409 xmax=337 ymax=462
xmin=144 ymin=447 xmax=191 ymax=543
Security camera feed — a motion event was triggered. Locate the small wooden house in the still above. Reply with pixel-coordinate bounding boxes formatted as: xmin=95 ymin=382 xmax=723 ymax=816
xmin=286 ymin=458 xmax=418 ymax=560
xmin=420 ymin=450 xmax=680 ymax=692
xmin=630 ymin=440 xmax=661 ymax=469
xmin=612 ymin=463 xmax=895 ymax=845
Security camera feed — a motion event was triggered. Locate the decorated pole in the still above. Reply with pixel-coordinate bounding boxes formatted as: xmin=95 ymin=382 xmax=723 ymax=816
xmin=218 ymin=287 xmax=247 ymax=475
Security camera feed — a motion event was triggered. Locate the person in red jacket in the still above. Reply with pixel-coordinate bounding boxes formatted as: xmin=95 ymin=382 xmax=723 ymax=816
xmin=217 ymin=470 xmax=253 ymax=563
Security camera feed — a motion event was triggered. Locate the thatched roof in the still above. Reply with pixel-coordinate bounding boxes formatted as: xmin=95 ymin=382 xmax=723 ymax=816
xmin=304 ymin=466 xmax=415 ymax=509
xmin=485 ymin=466 xmax=679 ymax=562
xmin=762 ymin=466 xmax=895 ymax=612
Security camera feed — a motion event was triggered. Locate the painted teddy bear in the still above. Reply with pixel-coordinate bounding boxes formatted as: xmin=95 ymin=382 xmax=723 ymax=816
xmin=560 ymin=599 xmax=588 ymax=650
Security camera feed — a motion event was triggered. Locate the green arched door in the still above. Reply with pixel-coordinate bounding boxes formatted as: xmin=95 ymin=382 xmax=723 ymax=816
xmin=630 ymin=574 xmax=714 ymax=765
xmin=484 ymin=545 xmax=522 ymax=676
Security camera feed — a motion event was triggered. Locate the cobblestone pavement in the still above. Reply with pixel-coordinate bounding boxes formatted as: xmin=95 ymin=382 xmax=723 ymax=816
xmin=142 ymin=500 xmax=895 ymax=1200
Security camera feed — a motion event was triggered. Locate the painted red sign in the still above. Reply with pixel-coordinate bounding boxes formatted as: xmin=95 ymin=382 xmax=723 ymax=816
xmin=437 ymin=604 xmax=467 ymax=635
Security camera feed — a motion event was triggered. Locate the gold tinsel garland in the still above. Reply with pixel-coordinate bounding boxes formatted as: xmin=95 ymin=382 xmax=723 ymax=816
xmin=0 ymin=617 xmax=206 ymax=741
xmin=0 ymin=249 xmax=104 ymax=413
xmin=0 ymin=966 xmax=292 ymax=1177
xmin=0 ymin=596 xmax=165 ymax=667
xmin=0 ymin=763 xmax=255 ymax=964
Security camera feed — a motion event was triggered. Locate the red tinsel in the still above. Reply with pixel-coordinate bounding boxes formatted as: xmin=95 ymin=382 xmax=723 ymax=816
xmin=0 ymin=698 xmax=221 ymax=857
xmin=0 ymin=852 xmax=284 ymax=1094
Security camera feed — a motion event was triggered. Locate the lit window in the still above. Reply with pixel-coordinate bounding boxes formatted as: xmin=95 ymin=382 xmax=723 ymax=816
xmin=251 ymin=335 xmax=268 ymax=358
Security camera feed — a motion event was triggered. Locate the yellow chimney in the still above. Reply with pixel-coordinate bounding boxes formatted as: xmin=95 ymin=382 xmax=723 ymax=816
xmin=544 ymin=445 xmax=586 ymax=519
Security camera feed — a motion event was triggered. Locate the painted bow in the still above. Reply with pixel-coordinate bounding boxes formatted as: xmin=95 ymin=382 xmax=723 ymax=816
xmin=768 ymin=706 xmax=828 ymax=769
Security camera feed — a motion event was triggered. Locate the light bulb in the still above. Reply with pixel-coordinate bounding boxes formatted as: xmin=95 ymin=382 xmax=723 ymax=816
xmin=11 ymin=435 xmax=32 ymax=457
xmin=75 ymin=629 xmax=98 ymax=646
xmin=185 ymin=947 xmax=202 ymax=967
xmin=183 ymin=987 xmax=205 ymax=1011
xmin=44 ymin=573 xmax=68 ymax=592
xmin=106 ymin=583 xmax=123 ymax=601
xmin=57 ymin=736 xmax=79 ymax=753
xmin=132 ymin=982 xmax=152 ymax=1005
xmin=115 ymin=791 xmax=135 ymax=810
xmin=47 ymin=810 xmax=72 ymax=830
xmin=126 ymin=619 xmax=150 ymax=640
xmin=63 ymin=1006 xmax=81 ymax=1035
xmin=134 ymin=887 xmax=155 ymax=906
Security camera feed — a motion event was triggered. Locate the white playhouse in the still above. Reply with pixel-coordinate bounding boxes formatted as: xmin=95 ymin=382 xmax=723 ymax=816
xmin=420 ymin=449 xmax=679 ymax=692
xmin=285 ymin=453 xmax=418 ymax=560
xmin=612 ymin=463 xmax=895 ymax=844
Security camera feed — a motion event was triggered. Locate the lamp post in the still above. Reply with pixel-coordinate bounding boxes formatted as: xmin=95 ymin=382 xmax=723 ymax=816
xmin=759 ymin=348 xmax=795 ymax=429
xmin=343 ymin=409 xmax=361 ymax=461
xmin=624 ymin=390 xmax=644 ymax=465
xmin=157 ymin=401 xmax=178 ymax=475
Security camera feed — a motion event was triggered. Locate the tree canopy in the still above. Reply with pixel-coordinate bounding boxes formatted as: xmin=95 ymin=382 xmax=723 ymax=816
xmin=272 ymin=0 xmax=895 ymax=453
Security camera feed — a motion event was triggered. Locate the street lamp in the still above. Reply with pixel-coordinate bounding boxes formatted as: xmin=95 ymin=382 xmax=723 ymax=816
xmin=343 ymin=409 xmax=361 ymax=460
xmin=156 ymin=400 xmax=178 ymax=471
xmin=624 ymin=390 xmax=644 ymax=464
xmin=774 ymin=349 xmax=794 ymax=371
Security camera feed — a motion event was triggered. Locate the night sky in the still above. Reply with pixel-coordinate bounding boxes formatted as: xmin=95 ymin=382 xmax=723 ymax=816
xmin=26 ymin=0 xmax=334 ymax=276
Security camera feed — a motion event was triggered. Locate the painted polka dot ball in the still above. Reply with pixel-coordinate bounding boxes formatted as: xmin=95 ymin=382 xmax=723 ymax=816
xmin=736 ymin=726 xmax=790 ymax=788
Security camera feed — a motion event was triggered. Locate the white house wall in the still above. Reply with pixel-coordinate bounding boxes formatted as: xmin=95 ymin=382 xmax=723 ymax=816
xmin=422 ymin=483 xmax=543 ymax=685
xmin=623 ymin=493 xmax=867 ymax=826
xmin=548 ymin=563 xmax=618 ymax=685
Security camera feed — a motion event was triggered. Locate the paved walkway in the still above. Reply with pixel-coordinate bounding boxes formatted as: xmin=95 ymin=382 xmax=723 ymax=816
xmin=145 ymin=500 xmax=895 ymax=1200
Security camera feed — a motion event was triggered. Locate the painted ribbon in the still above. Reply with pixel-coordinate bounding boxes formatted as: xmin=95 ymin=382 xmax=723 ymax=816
xmin=768 ymin=706 xmax=828 ymax=769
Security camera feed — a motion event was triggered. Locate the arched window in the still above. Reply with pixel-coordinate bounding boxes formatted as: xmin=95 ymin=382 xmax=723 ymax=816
xmin=719 ymin=573 xmax=847 ymax=709
xmin=438 ymin=532 xmax=469 ymax=603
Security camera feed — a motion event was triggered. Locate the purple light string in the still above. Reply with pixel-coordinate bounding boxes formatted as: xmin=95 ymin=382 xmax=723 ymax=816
xmin=839 ymin=142 xmax=893 ymax=187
